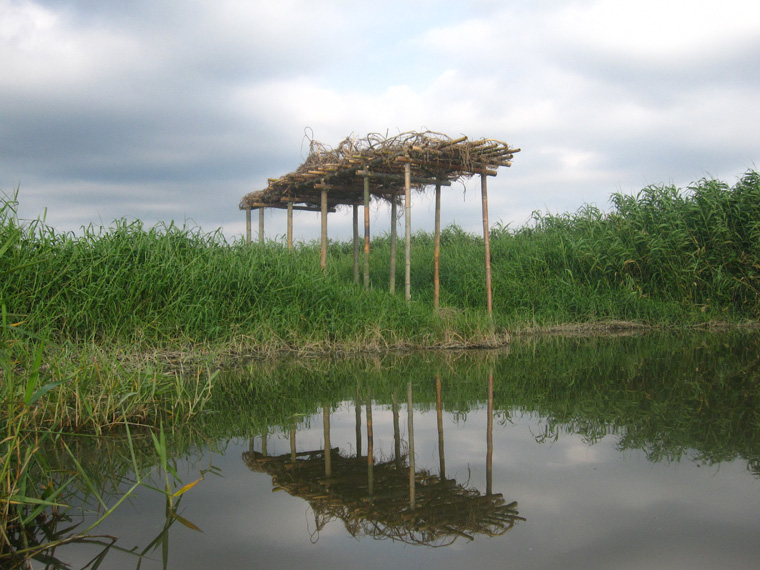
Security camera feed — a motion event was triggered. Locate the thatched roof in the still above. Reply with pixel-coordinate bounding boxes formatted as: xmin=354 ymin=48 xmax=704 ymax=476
xmin=239 ymin=131 xmax=520 ymax=211
xmin=243 ymin=448 xmax=524 ymax=546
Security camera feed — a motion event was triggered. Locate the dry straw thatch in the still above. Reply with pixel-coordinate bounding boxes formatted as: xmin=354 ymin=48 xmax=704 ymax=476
xmin=243 ymin=448 xmax=524 ymax=546
xmin=239 ymin=130 xmax=521 ymax=211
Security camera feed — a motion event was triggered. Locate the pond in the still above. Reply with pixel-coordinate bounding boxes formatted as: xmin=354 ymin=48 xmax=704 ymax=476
xmin=27 ymin=331 xmax=760 ymax=569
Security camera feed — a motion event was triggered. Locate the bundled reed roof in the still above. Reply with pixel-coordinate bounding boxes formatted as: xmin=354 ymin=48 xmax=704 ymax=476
xmin=243 ymin=448 xmax=524 ymax=546
xmin=239 ymin=130 xmax=521 ymax=211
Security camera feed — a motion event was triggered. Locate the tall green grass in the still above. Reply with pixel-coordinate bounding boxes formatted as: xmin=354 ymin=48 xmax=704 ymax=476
xmin=3 ymin=172 xmax=758 ymax=354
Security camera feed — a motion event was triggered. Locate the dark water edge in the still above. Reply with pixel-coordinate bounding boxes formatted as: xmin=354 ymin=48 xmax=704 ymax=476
xmin=22 ymin=330 xmax=760 ymax=569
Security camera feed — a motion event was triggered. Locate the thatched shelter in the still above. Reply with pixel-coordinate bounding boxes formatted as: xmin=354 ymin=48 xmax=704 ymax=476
xmin=243 ymin=448 xmax=523 ymax=546
xmin=240 ymin=130 xmax=520 ymax=314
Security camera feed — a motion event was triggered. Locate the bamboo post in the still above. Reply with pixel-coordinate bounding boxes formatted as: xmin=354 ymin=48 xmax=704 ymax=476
xmin=245 ymin=206 xmax=252 ymax=246
xmin=392 ymin=390 xmax=401 ymax=467
xmin=355 ymin=382 xmax=362 ymax=458
xmin=320 ymin=188 xmax=328 ymax=270
xmin=404 ymin=163 xmax=412 ymax=302
xmin=287 ymin=202 xmax=293 ymax=251
xmin=258 ymin=208 xmax=265 ymax=244
xmin=389 ymin=194 xmax=397 ymax=294
xmin=436 ymin=375 xmax=445 ymax=480
xmin=366 ymin=392 xmax=374 ymax=496
xmin=323 ymin=405 xmax=331 ymax=478
xmin=481 ymin=172 xmax=493 ymax=317
xmin=407 ymin=380 xmax=415 ymax=510
xmin=352 ymin=204 xmax=360 ymax=284
xmin=363 ymin=175 xmax=370 ymax=290
xmin=290 ymin=425 xmax=296 ymax=463
xmin=261 ymin=432 xmax=267 ymax=456
xmin=434 ymin=183 xmax=442 ymax=309
xmin=486 ymin=372 xmax=494 ymax=496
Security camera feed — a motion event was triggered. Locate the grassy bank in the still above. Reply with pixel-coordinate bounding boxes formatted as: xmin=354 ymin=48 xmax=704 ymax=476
xmin=2 ymin=170 xmax=759 ymax=563
xmin=2 ymin=171 xmax=759 ymax=357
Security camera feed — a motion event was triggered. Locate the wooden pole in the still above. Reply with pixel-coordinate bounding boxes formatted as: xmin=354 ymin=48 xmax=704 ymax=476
xmin=389 ymin=194 xmax=397 ymax=294
xmin=320 ymin=188 xmax=328 ymax=270
xmin=258 ymin=208 xmax=264 ymax=244
xmin=366 ymin=391 xmax=374 ymax=496
xmin=355 ymin=382 xmax=362 ymax=458
xmin=486 ymin=371 xmax=494 ymax=496
xmin=434 ymin=183 xmax=442 ymax=309
xmin=287 ymin=202 xmax=293 ymax=251
xmin=245 ymin=207 xmax=251 ymax=246
xmin=481 ymin=173 xmax=493 ymax=317
xmin=323 ymin=405 xmax=331 ymax=478
xmin=407 ymin=380 xmax=415 ymax=509
xmin=404 ymin=163 xmax=412 ymax=302
xmin=352 ymin=204 xmax=360 ymax=284
xmin=436 ymin=375 xmax=445 ymax=480
xmin=392 ymin=390 xmax=401 ymax=467
xmin=290 ymin=425 xmax=296 ymax=463
xmin=363 ymin=175 xmax=370 ymax=290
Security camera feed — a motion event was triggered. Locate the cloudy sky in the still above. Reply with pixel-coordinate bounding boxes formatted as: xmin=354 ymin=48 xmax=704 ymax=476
xmin=2 ymin=0 xmax=759 ymax=243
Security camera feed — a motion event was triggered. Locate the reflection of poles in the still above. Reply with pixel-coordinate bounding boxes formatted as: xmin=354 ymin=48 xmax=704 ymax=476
xmin=392 ymin=390 xmax=401 ymax=467
xmin=290 ymin=425 xmax=296 ymax=463
xmin=436 ymin=375 xmax=446 ymax=480
xmin=407 ymin=381 xmax=415 ymax=510
xmin=355 ymin=384 xmax=362 ymax=458
xmin=323 ymin=405 xmax=331 ymax=478
xmin=486 ymin=372 xmax=494 ymax=496
xmin=366 ymin=391 xmax=374 ymax=496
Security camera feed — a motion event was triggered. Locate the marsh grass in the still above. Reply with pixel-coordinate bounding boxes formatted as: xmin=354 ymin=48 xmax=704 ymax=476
xmin=2 ymin=171 xmax=759 ymax=565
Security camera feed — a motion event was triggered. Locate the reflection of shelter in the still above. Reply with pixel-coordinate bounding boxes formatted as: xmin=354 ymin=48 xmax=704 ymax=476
xmin=239 ymin=131 xmax=520 ymax=314
xmin=242 ymin=378 xmax=524 ymax=546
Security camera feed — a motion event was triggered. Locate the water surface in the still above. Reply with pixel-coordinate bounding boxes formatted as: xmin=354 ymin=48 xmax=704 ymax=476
xmin=35 ymin=332 xmax=760 ymax=569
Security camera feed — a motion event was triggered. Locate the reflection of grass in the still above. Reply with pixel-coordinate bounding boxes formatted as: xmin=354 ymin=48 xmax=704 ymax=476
xmin=204 ymin=332 xmax=760 ymax=475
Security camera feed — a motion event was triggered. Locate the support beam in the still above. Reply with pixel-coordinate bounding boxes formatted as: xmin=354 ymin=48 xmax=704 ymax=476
xmin=363 ymin=175 xmax=370 ymax=290
xmin=355 ymin=170 xmax=451 ymax=187
xmin=352 ymin=204 xmax=360 ymax=284
xmin=434 ymin=183 xmax=442 ymax=309
xmin=245 ymin=206 xmax=251 ymax=246
xmin=481 ymin=173 xmax=493 ymax=317
xmin=258 ymin=208 xmax=264 ymax=244
xmin=320 ymin=188 xmax=328 ymax=270
xmin=407 ymin=381 xmax=415 ymax=510
xmin=287 ymin=202 xmax=293 ymax=251
xmin=389 ymin=195 xmax=397 ymax=294
xmin=323 ymin=405 xmax=331 ymax=478
xmin=404 ymin=163 xmax=412 ymax=302
xmin=486 ymin=372 xmax=494 ymax=496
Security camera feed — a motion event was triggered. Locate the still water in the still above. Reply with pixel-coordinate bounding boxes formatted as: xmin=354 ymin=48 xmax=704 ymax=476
xmin=35 ymin=332 xmax=760 ymax=569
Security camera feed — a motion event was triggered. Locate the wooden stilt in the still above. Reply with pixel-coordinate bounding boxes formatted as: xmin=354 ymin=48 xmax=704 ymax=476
xmin=355 ymin=383 xmax=362 ymax=458
xmin=290 ymin=425 xmax=296 ymax=463
xmin=407 ymin=380 xmax=415 ymax=509
xmin=258 ymin=208 xmax=264 ymax=244
xmin=366 ymin=391 xmax=374 ymax=496
xmin=436 ymin=375 xmax=445 ymax=480
xmin=392 ymin=390 xmax=401 ymax=467
xmin=404 ymin=163 xmax=412 ymax=302
xmin=352 ymin=204 xmax=360 ymax=284
xmin=320 ymin=188 xmax=328 ymax=270
xmin=287 ymin=202 xmax=293 ymax=251
xmin=323 ymin=405 xmax=331 ymax=478
xmin=363 ymin=175 xmax=370 ymax=290
xmin=245 ymin=207 xmax=251 ymax=246
xmin=486 ymin=372 xmax=494 ymax=496
xmin=481 ymin=173 xmax=493 ymax=317
xmin=434 ymin=183 xmax=442 ymax=309
xmin=389 ymin=194 xmax=397 ymax=294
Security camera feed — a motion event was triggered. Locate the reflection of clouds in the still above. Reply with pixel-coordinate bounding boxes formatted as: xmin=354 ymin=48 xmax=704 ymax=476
xmin=57 ymin=396 xmax=760 ymax=570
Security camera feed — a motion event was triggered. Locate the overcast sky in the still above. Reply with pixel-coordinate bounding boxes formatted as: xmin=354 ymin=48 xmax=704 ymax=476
xmin=2 ymin=0 xmax=759 ymax=243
